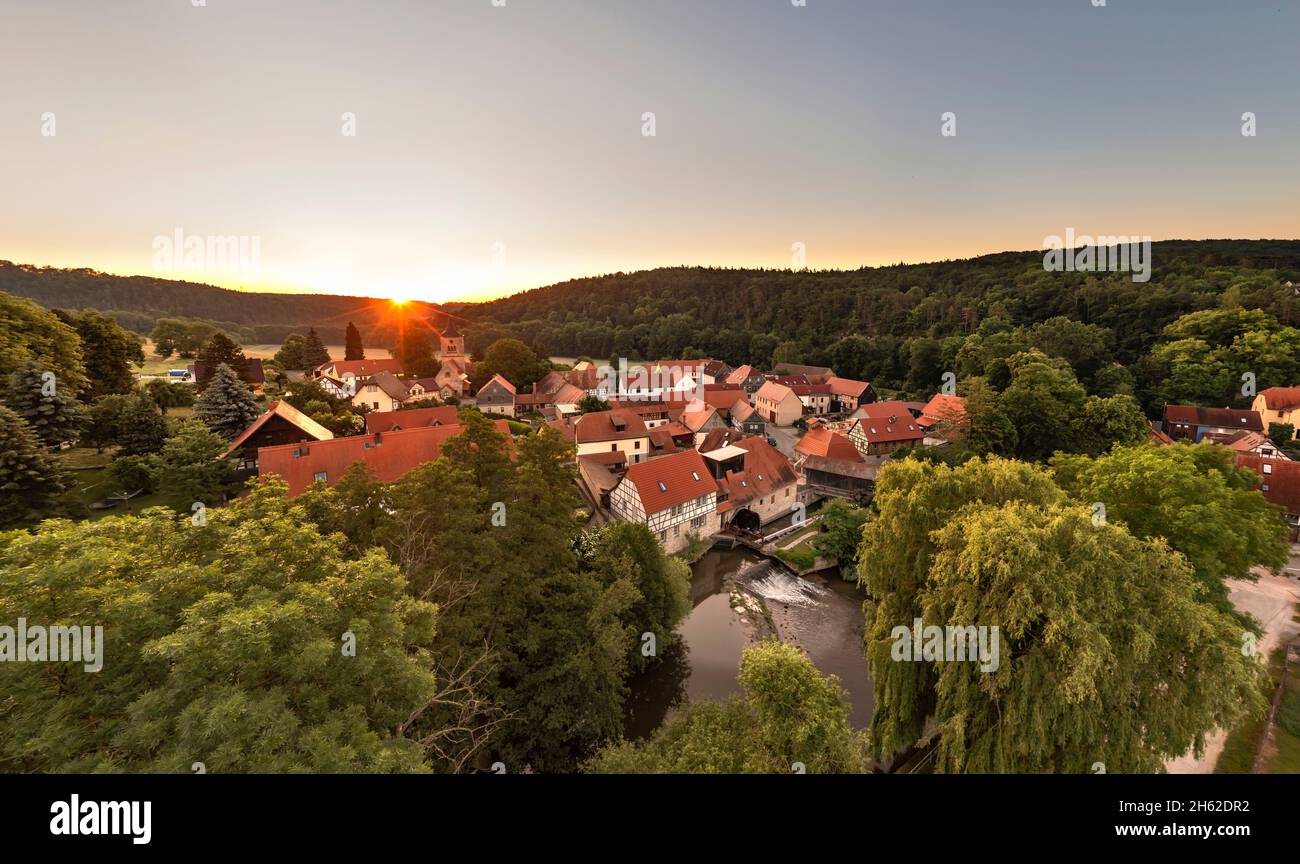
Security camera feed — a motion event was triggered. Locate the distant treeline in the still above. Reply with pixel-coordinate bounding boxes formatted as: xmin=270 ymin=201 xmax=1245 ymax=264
xmin=0 ymin=262 xmax=440 ymax=345
xmin=451 ymin=239 xmax=1300 ymax=403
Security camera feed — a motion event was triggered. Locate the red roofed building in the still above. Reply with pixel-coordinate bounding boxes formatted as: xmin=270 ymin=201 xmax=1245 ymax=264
xmin=702 ymin=436 xmax=799 ymax=531
xmin=1163 ymin=404 xmax=1263 ymax=442
xmin=314 ymin=358 xmax=404 ymax=385
xmin=221 ymin=401 xmax=335 ymax=472
xmin=574 ymin=409 xmax=652 ymax=463
xmin=790 ymin=383 xmax=833 ymax=416
xmin=1252 ymin=387 xmax=1300 ymax=440
xmin=847 ymin=412 xmax=924 ymax=456
xmin=365 ymin=405 xmax=460 ymax=434
xmin=754 ymin=380 xmax=803 ymax=427
xmin=609 ymin=449 xmax=720 ymax=553
xmin=918 ymin=393 xmax=968 ymax=435
xmin=259 ymin=419 xmax=513 ymax=497
xmin=826 ymin=376 xmax=875 ymax=412
xmin=1235 ymin=454 xmax=1300 ymax=534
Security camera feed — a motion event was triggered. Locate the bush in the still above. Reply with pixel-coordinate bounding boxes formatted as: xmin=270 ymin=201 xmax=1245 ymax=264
xmin=108 ymin=455 xmax=156 ymax=495
xmin=776 ymin=546 xmax=817 ymax=570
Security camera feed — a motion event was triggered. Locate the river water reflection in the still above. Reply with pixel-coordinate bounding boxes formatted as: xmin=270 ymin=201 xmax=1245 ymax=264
xmin=624 ymin=547 xmax=874 ymax=739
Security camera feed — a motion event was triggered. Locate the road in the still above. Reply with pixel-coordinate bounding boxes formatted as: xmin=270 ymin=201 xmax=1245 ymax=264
xmin=1165 ymin=559 xmax=1300 ymax=774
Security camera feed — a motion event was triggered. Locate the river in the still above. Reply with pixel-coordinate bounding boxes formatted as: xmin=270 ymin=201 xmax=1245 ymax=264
xmin=624 ymin=547 xmax=874 ymax=739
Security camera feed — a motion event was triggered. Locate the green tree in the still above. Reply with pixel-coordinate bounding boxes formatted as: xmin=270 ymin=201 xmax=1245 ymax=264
xmin=2 ymin=360 xmax=84 ymax=447
xmin=923 ymin=501 xmax=1265 ymax=773
xmin=195 ymin=332 xmax=247 ymax=389
xmin=998 ymin=351 xmax=1086 ymax=461
xmin=812 ymin=499 xmax=870 ymax=567
xmin=586 ymin=521 xmax=691 ymax=672
xmin=477 ymin=338 xmax=548 ymax=389
xmin=149 ymin=317 xmax=217 ymax=360
xmin=0 ymin=406 xmax=67 ymax=529
xmin=0 ymin=482 xmax=439 ymax=772
xmin=858 ymin=456 xmax=1063 ymax=760
xmin=151 ymin=419 xmax=232 ymax=506
xmin=54 ymin=309 xmax=143 ymax=399
xmin=962 ymin=377 xmax=1017 ymax=457
xmin=345 ymin=322 xmax=366 ymax=361
xmin=0 ymin=290 xmax=87 ymax=393
xmin=1072 ymin=393 xmax=1148 ymax=457
xmin=587 ymin=642 xmax=868 ymax=773
xmin=576 ymin=393 xmax=610 ymax=414
xmin=193 ymin=363 xmax=262 ymax=441
xmin=1268 ymin=421 xmax=1295 ymax=447
xmin=1051 ymin=443 xmax=1289 ymax=625
xmin=302 ymin=328 xmax=331 ymax=369
xmin=273 ymin=333 xmax=306 ymax=370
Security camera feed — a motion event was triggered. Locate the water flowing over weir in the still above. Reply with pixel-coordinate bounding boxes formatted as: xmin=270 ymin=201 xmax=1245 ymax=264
xmin=623 ymin=548 xmax=875 ymax=739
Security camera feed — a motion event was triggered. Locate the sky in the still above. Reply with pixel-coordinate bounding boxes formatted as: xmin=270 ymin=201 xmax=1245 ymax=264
xmin=2 ymin=0 xmax=1298 ymax=304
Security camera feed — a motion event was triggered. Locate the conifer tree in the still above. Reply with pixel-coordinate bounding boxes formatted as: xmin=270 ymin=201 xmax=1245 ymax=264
xmin=151 ymin=418 xmax=232 ymax=506
xmin=344 ymin=322 xmax=365 ymax=361
xmin=195 ymin=332 xmax=247 ymax=390
xmin=115 ymin=393 xmax=169 ymax=456
xmin=0 ymin=405 xmax=67 ymax=528
xmin=302 ymin=328 xmax=331 ymax=369
xmin=2 ymin=361 xmax=84 ymax=447
xmin=194 ymin=363 xmax=262 ymax=441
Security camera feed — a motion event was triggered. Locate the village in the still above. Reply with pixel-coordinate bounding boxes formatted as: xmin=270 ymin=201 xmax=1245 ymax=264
xmin=186 ymin=321 xmax=975 ymax=560
xmin=178 ymin=316 xmax=1300 ymax=569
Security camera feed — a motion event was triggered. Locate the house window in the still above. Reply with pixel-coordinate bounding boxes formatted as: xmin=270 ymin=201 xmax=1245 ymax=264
xmin=292 ymin=448 xmax=302 ymax=458
xmin=1264 ymin=463 xmax=1273 ymax=474
xmin=691 ymin=515 xmax=705 ymax=528
xmin=313 ymin=471 xmax=328 ymax=483
xmin=635 ymin=441 xmax=641 ymax=449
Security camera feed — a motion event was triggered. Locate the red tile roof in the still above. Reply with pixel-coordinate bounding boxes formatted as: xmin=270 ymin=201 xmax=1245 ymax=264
xmin=1164 ymin=404 xmax=1263 ymax=432
xmin=854 ymin=400 xmax=916 ymax=421
xmin=260 ymin=419 xmax=512 ymax=497
xmin=714 ymin=437 xmax=798 ymax=506
xmin=826 ymin=377 xmax=871 ymax=399
xmin=755 ymin=380 xmax=797 ymax=404
xmin=1258 ymin=387 xmax=1300 ymax=412
xmin=477 ymin=373 xmax=517 ymax=397
xmin=794 ymin=427 xmax=863 ymax=462
xmin=319 ymin=358 xmax=403 ymax=378
xmin=852 ymin=415 xmax=925 ymax=444
xmin=918 ymin=393 xmax=968 ymax=429
xmin=575 ymin=409 xmax=650 ymax=443
xmin=365 ymin=405 xmax=460 ymax=434
xmin=790 ymin=383 xmax=832 ymax=396
xmin=621 ymin=449 xmax=718 ymax=515
xmin=221 ymin=401 xmax=334 ymax=459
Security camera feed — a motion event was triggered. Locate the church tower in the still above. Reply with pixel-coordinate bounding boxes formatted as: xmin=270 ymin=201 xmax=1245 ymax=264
xmin=438 ymin=318 xmax=465 ymax=357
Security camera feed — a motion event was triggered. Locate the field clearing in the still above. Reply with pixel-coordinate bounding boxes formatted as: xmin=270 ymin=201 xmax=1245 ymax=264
xmin=136 ymin=340 xmax=391 ymax=375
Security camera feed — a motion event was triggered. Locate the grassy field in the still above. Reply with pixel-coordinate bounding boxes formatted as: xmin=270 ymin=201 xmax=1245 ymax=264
xmin=135 ymin=340 xmax=391 ymax=375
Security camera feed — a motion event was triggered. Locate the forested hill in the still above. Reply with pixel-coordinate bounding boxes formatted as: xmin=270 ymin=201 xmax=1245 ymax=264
xmin=450 ymin=240 xmax=1300 ymax=373
xmin=0 ymin=261 xmax=439 ymax=344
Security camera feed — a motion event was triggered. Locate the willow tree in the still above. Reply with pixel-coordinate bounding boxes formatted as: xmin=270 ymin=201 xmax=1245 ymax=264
xmin=858 ymin=456 xmax=1062 ymax=761
xmin=925 ymin=502 xmax=1265 ymax=773
xmin=860 ymin=455 xmax=1269 ymax=772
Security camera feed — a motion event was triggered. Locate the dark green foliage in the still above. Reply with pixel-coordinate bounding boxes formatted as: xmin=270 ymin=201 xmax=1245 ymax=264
xmin=301 ymin=328 xmax=331 ymax=368
xmin=194 ymin=332 xmax=247 ymax=389
xmin=143 ymin=378 xmax=195 ymax=409
xmin=54 ymin=308 xmax=143 ymax=399
xmin=193 ymin=363 xmax=261 ymax=441
xmin=587 ymin=642 xmax=868 ymax=773
xmin=0 ymin=405 xmax=68 ymax=528
xmin=0 ymin=483 xmax=438 ymax=772
xmin=344 ymin=321 xmax=365 ymax=361
xmin=2 ymin=361 xmax=84 ymax=446
xmin=274 ymin=333 xmax=306 ymax=370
